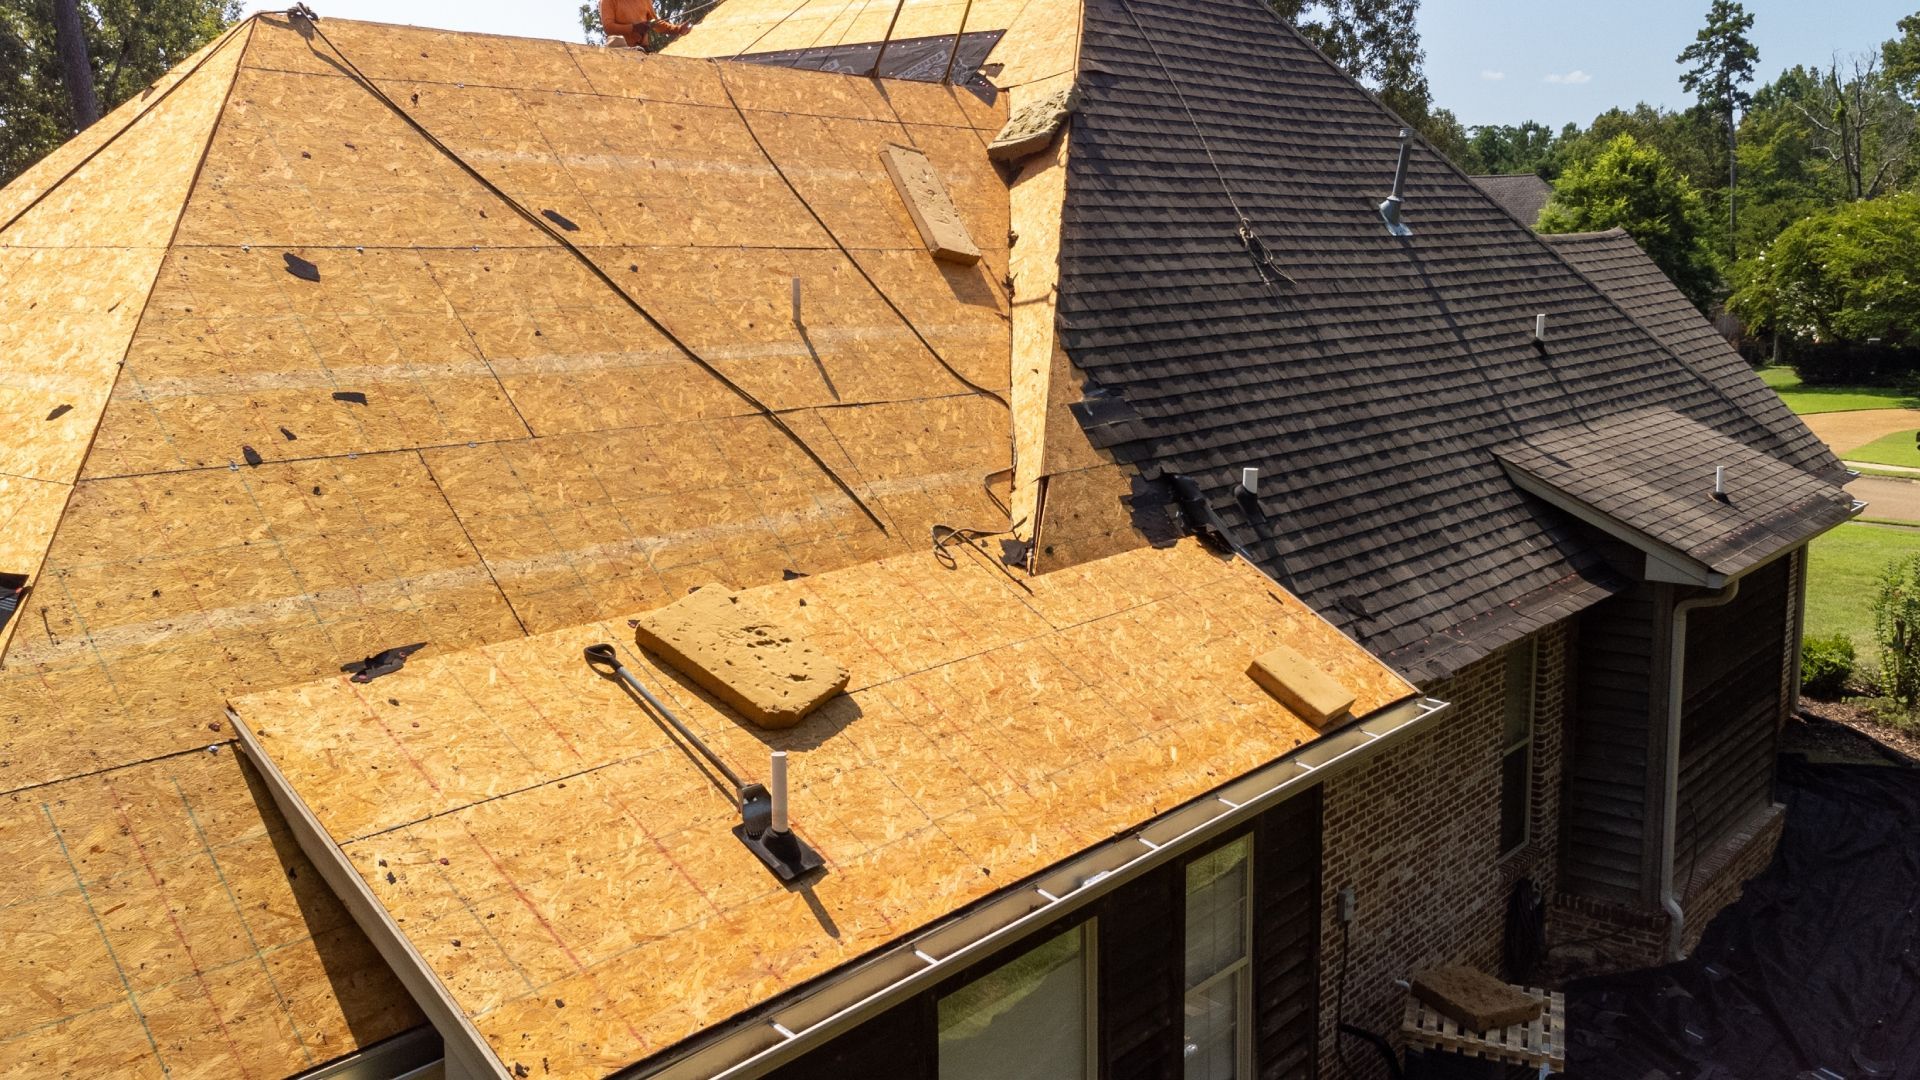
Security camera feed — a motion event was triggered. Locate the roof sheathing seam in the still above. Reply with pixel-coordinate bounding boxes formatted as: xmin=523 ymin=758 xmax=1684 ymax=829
xmin=296 ymin=14 xmax=891 ymax=534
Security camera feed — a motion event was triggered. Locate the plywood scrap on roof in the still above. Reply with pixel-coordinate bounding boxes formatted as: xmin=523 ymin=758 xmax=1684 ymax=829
xmin=880 ymin=143 xmax=983 ymax=264
xmin=1248 ymin=642 xmax=1355 ymax=724
xmin=235 ymin=539 xmax=1416 ymax=1077
xmin=632 ymin=585 xmax=849 ymax=728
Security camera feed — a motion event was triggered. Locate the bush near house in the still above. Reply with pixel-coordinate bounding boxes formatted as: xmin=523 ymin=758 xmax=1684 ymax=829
xmin=1801 ymin=633 xmax=1858 ymax=699
xmin=1875 ymin=554 xmax=1920 ymax=708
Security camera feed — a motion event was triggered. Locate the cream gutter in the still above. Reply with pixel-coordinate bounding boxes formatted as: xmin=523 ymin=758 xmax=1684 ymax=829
xmin=636 ymin=693 xmax=1450 ymax=1080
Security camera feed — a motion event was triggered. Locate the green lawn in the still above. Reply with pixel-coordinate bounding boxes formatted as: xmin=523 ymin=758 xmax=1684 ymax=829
xmin=1807 ymin=522 xmax=1920 ymax=656
xmin=1847 ymin=429 xmax=1920 ymax=469
xmin=1760 ymin=367 xmax=1920 ymax=415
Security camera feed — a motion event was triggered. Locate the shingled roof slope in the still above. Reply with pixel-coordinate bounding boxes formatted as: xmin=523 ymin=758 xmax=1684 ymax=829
xmin=1544 ymin=228 xmax=1837 ymax=474
xmin=1050 ymin=0 xmax=1837 ymax=679
xmin=1498 ymin=408 xmax=1856 ymax=580
xmin=0 ymin=15 xmax=1015 ymax=1076
xmin=1469 ymin=173 xmax=1553 ymax=227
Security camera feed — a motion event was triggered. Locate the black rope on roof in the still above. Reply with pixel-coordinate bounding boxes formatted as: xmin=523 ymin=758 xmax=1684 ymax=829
xmin=294 ymin=10 xmax=889 ymax=536
xmin=715 ymin=65 xmax=1011 ymax=410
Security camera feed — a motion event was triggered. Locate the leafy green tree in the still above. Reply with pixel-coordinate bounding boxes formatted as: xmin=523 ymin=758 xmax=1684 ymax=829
xmin=1678 ymin=0 xmax=1760 ymax=261
xmin=1732 ymin=66 xmax=1842 ymax=254
xmin=0 ymin=0 xmax=238 ymax=186
xmin=1792 ymin=54 xmax=1916 ymax=202
xmin=1731 ymin=193 xmax=1920 ymax=347
xmin=1539 ymin=133 xmax=1721 ymax=309
xmin=1884 ymin=11 xmax=1920 ymax=101
xmin=1466 ymin=121 xmax=1559 ymax=176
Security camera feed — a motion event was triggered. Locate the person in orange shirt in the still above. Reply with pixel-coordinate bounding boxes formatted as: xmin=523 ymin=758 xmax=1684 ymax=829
xmin=601 ymin=0 xmax=691 ymax=47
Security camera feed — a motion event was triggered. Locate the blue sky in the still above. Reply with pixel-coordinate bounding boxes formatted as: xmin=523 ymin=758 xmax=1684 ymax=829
xmin=1423 ymin=0 xmax=1915 ymax=129
xmin=245 ymin=0 xmax=1914 ymax=130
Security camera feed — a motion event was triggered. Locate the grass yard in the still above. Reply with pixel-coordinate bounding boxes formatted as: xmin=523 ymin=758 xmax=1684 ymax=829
xmin=1760 ymin=367 xmax=1920 ymax=415
xmin=1847 ymin=429 xmax=1920 ymax=470
xmin=1807 ymin=522 xmax=1920 ymax=656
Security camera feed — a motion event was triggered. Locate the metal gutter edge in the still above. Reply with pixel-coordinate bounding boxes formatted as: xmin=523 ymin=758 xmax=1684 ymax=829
xmin=290 ymin=1025 xmax=442 ymax=1079
xmin=229 ymin=708 xmax=509 ymax=1080
xmin=635 ymin=693 xmax=1452 ymax=1080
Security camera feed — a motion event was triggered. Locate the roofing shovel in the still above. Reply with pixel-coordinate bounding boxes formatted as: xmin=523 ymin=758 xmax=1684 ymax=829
xmin=585 ymin=644 xmax=823 ymax=882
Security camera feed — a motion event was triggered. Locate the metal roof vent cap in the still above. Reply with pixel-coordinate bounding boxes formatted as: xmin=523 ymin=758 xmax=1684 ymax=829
xmin=1378 ymin=128 xmax=1414 ymax=237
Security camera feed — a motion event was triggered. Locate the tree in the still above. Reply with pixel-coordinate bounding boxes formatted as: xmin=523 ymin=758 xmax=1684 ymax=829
xmin=1732 ymin=66 xmax=1841 ymax=256
xmin=1884 ymin=11 xmax=1920 ymax=101
xmin=1465 ymin=121 xmax=1559 ymax=176
xmin=49 ymin=0 xmax=98 ymax=128
xmin=0 ymin=0 xmax=240 ymax=186
xmin=1873 ymin=553 xmax=1920 ymax=710
xmin=1539 ymin=133 xmax=1721 ymax=309
xmin=1793 ymin=54 xmax=1916 ymax=202
xmin=1730 ymin=193 xmax=1920 ymax=346
xmin=1677 ymin=0 xmax=1759 ymax=262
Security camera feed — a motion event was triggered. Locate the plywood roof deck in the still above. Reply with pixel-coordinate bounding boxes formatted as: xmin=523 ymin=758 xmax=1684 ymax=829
xmin=0 ymin=14 xmax=1030 ymax=1076
xmin=235 ymin=539 xmax=1413 ymax=1078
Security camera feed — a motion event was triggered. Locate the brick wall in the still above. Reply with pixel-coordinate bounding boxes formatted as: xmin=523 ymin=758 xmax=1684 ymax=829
xmin=1315 ymin=625 xmax=1571 ymax=1074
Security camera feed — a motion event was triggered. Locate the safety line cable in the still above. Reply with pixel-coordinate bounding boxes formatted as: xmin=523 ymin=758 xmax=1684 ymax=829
xmin=0 ymin=16 xmax=254 ymax=238
xmin=715 ymin=66 xmax=1011 ymax=410
xmin=296 ymin=11 xmax=888 ymax=534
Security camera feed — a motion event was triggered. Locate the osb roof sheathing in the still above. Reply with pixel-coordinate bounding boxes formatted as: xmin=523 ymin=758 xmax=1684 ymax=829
xmin=234 ymin=539 xmax=1415 ymax=1078
xmin=0 ymin=14 xmax=1018 ymax=1077
xmin=662 ymin=0 xmax=1027 ymax=61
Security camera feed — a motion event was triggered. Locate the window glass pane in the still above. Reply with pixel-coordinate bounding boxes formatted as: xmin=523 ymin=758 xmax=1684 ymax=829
xmin=1184 ymin=836 xmax=1250 ymax=989
xmin=938 ymin=926 xmax=1086 ymax=1080
xmin=1183 ymin=975 xmax=1239 ymax=1080
xmin=1500 ymin=746 xmax=1528 ymax=854
xmin=1503 ymin=645 xmax=1534 ymax=747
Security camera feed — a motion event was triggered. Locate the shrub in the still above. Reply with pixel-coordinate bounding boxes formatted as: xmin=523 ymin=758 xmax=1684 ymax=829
xmin=1800 ymin=633 xmax=1858 ymax=699
xmin=1873 ymin=555 xmax=1920 ymax=708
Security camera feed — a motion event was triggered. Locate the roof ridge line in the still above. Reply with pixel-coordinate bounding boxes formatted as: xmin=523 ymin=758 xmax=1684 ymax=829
xmin=0 ymin=19 xmax=257 ymax=673
xmin=0 ymin=14 xmax=257 ymax=239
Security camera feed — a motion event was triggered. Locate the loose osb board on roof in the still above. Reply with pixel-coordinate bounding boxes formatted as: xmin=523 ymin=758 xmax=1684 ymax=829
xmin=662 ymin=0 xmax=1029 ymax=60
xmin=0 ymin=748 xmax=420 ymax=1077
xmin=235 ymin=539 xmax=1414 ymax=1078
xmin=1008 ymin=130 xmax=1069 ymax=537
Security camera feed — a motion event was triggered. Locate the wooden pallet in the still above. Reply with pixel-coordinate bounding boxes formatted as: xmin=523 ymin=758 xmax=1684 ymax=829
xmin=1402 ymin=986 xmax=1566 ymax=1072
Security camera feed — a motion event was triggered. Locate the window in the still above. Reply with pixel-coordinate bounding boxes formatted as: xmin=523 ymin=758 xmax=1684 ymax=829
xmin=1499 ymin=641 xmax=1537 ymax=857
xmin=1183 ymin=835 xmax=1253 ymax=1080
xmin=938 ymin=924 xmax=1093 ymax=1080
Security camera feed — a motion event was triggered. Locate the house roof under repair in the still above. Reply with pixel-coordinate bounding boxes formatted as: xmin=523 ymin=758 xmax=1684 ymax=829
xmin=0 ymin=0 xmax=1854 ymax=1076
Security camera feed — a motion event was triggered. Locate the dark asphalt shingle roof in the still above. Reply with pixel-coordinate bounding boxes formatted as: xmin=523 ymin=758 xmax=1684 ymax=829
xmin=1497 ymin=409 xmax=1856 ymax=579
xmin=1470 ymin=174 xmax=1554 ymax=227
xmin=1053 ymin=0 xmax=1841 ymax=680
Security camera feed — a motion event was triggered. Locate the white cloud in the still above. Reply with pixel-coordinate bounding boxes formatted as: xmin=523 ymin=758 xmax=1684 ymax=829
xmin=1480 ymin=69 xmax=1506 ymax=81
xmin=1544 ymin=70 xmax=1593 ymax=85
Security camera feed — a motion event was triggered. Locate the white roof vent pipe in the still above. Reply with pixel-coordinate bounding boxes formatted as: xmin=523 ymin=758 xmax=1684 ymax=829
xmin=1378 ymin=128 xmax=1414 ymax=237
xmin=1534 ymin=313 xmax=1549 ymax=341
xmin=1239 ymin=467 xmax=1260 ymax=496
xmin=1714 ymin=465 xmax=1729 ymax=501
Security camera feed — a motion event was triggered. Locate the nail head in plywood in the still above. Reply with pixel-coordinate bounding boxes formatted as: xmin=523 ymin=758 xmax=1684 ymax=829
xmin=1248 ymin=643 xmax=1355 ymax=725
xmin=633 ymin=585 xmax=850 ymax=729
xmin=879 ymin=143 xmax=981 ymax=266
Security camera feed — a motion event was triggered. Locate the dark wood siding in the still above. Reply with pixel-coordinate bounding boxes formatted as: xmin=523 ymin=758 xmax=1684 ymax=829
xmin=1254 ymin=787 xmax=1321 ymax=1080
xmin=764 ymin=790 xmax=1324 ymax=1080
xmin=1677 ymin=558 xmax=1788 ymax=882
xmin=1563 ymin=581 xmax=1666 ymax=906
xmin=1101 ymin=860 xmax=1182 ymax=1080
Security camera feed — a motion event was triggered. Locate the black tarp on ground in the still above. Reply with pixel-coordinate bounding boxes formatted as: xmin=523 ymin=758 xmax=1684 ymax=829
xmin=1567 ymin=751 xmax=1920 ymax=1078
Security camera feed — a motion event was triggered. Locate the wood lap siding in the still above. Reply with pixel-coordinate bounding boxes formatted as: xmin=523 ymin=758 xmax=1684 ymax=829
xmin=1255 ymin=788 xmax=1322 ymax=1080
xmin=1564 ymin=582 xmax=1663 ymax=906
xmin=1677 ymin=559 xmax=1788 ymax=878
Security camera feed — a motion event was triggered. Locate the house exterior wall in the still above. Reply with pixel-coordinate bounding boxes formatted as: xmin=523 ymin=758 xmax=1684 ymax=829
xmin=1314 ymin=625 xmax=1573 ymax=1075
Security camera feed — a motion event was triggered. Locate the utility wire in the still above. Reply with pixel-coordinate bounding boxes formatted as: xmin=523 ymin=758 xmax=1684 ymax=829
xmin=296 ymin=11 xmax=888 ymax=535
xmin=716 ymin=66 xmax=1011 ymax=410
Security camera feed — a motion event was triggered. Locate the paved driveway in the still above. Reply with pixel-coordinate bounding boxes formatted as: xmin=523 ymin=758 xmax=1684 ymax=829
xmin=1848 ymin=475 xmax=1920 ymax=524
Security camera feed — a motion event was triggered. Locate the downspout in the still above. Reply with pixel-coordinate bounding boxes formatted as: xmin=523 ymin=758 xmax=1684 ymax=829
xmin=1660 ymin=579 xmax=1741 ymax=961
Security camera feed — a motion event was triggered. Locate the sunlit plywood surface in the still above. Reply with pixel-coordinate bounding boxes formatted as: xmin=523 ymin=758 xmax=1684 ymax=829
xmin=237 ymin=540 xmax=1414 ymax=1077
